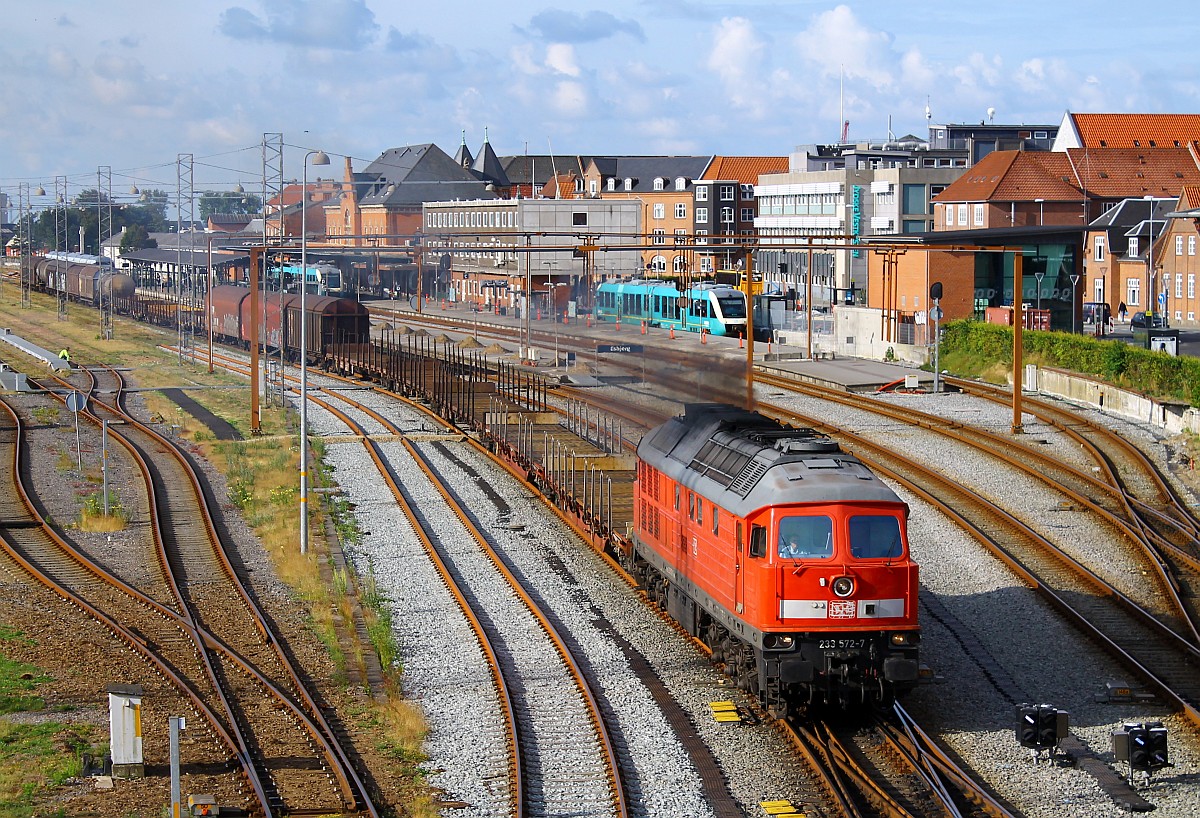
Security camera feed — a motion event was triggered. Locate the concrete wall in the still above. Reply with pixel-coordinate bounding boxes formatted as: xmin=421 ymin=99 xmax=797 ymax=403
xmin=1030 ymin=366 xmax=1200 ymax=436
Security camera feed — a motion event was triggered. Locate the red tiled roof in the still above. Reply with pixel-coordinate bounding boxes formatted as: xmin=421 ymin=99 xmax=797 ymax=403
xmin=933 ymin=147 xmax=1200 ymax=203
xmin=1069 ymin=114 xmax=1200 ymax=149
xmin=702 ymin=156 xmax=789 ymax=183
xmin=1179 ymin=184 xmax=1200 ymax=209
xmin=1066 ymin=147 xmax=1200 ymax=198
xmin=933 ymin=151 xmax=1081 ymax=203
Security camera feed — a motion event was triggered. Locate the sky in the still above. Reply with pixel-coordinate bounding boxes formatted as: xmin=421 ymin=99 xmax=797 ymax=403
xmin=2 ymin=0 xmax=1197 ymax=201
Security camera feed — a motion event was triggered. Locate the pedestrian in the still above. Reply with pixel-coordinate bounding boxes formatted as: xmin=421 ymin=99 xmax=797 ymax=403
xmin=58 ymin=347 xmax=71 ymax=366
xmin=1118 ymin=302 xmax=1127 ymax=323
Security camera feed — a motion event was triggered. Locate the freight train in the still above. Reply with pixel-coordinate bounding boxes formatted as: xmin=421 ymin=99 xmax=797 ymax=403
xmin=630 ymin=404 xmax=920 ymax=715
xmin=595 ymin=279 xmax=747 ymax=336
xmin=34 ymin=257 xmax=136 ymax=303
xmin=30 ymin=258 xmax=370 ymax=363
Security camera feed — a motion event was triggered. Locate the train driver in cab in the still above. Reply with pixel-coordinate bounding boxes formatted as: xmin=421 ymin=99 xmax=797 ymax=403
xmin=778 ymin=516 xmax=833 ymax=559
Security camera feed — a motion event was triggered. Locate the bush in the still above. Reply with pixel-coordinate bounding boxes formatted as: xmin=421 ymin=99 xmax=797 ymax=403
xmin=941 ymin=319 xmax=1200 ymax=407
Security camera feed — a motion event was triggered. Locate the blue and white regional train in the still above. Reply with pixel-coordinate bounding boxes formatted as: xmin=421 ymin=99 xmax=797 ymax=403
xmin=595 ymin=279 xmax=747 ymax=336
xmin=277 ymin=262 xmax=343 ymax=296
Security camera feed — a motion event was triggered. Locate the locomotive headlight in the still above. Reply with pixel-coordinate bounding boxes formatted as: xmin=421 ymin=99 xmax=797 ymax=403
xmin=763 ymin=634 xmax=795 ymax=650
xmin=831 ymin=576 xmax=855 ymax=598
xmin=891 ymin=633 xmax=911 ymax=646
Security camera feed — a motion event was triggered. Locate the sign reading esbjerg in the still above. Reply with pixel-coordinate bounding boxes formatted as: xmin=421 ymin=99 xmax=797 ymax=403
xmin=596 ymin=344 xmax=644 ymax=354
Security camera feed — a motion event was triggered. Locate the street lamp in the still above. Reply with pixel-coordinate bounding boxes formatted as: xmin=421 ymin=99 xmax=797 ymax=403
xmin=299 ymin=149 xmax=329 ymax=556
xmin=1145 ymin=197 xmax=1159 ymax=324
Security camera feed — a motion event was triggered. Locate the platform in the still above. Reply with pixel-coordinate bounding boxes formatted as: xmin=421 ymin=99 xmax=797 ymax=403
xmin=758 ymin=356 xmax=934 ymax=393
xmin=0 ymin=329 xmax=71 ymax=371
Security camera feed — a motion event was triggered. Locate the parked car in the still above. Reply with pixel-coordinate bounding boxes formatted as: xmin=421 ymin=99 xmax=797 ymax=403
xmin=1130 ymin=311 xmax=1166 ymax=329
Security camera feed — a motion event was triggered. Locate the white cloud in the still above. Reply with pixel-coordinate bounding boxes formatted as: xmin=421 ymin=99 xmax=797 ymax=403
xmin=551 ymin=80 xmax=587 ymax=116
xmin=707 ymin=17 xmax=767 ymax=114
xmin=794 ymin=5 xmax=894 ymax=89
xmin=545 ymin=43 xmax=580 ymax=77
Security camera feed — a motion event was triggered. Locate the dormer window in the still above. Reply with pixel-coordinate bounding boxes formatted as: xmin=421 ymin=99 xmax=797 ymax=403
xmin=675 ymin=177 xmax=687 ymax=191
xmin=607 ymin=178 xmax=616 ymax=191
xmin=624 ymin=178 xmax=633 ymax=191
xmin=653 ymin=177 xmax=665 ymax=191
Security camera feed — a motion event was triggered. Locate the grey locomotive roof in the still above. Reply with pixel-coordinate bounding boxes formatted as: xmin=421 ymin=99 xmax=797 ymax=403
xmin=638 ymin=404 xmax=902 ymax=518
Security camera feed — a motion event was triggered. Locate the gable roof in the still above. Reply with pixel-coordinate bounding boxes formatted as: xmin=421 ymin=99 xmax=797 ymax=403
xmin=1057 ymin=113 xmax=1200 ymax=150
xmin=702 ymin=156 xmax=789 ymax=184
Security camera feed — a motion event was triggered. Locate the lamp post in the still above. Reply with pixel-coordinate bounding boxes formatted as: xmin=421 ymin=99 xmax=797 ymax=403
xmin=299 ymin=149 xmax=329 ymax=556
xmin=1145 ymin=197 xmax=1158 ymax=323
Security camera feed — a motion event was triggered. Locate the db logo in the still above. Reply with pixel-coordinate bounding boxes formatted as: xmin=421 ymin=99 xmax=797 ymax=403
xmin=829 ymin=601 xmax=857 ymax=619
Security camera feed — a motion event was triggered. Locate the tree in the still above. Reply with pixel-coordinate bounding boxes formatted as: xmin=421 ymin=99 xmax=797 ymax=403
xmin=199 ymin=191 xmax=262 ymax=220
xmin=119 ymin=224 xmax=157 ymax=252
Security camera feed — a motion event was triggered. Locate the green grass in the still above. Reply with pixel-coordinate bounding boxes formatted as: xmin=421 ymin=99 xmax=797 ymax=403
xmin=0 ymin=630 xmax=101 ymax=817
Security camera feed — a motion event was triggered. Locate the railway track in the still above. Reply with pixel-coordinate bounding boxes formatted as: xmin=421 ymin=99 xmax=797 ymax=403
xmin=758 ymin=372 xmax=1200 ymax=643
xmin=19 ymin=364 xmax=379 ymax=817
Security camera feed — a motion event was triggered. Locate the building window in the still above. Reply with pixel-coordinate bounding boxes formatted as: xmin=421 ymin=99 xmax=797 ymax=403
xmin=700 ymin=255 xmax=713 ymax=272
xmin=1177 ymin=235 xmax=1185 ymax=255
xmin=696 ymin=207 xmax=708 ymax=223
xmin=674 ymin=255 xmax=688 ymax=273
xmin=652 ymin=203 xmax=665 ymax=220
xmin=957 ymin=204 xmax=967 ymax=225
xmin=740 ymin=207 xmax=754 ymax=222
xmin=675 ymin=177 xmax=687 ymax=191
xmin=1128 ymin=237 xmax=1139 ymax=257
xmin=1127 ymin=278 xmax=1140 ymax=307
xmin=945 ymin=205 xmax=954 ymax=227
xmin=902 ymin=184 xmax=925 ymax=216
xmin=1188 ymin=273 xmax=1195 ymax=298
xmin=720 ymin=185 xmax=735 ymax=201
xmin=589 ymin=180 xmax=597 ymax=196
xmin=1034 ymin=131 xmax=1048 ymax=139
xmin=973 ymin=203 xmax=984 ymax=226
xmin=720 ymin=207 xmax=734 ymax=223
xmin=654 ymin=177 xmax=665 ymax=191
xmin=1176 ymin=274 xmax=1184 ymax=299
xmin=674 ymin=229 xmax=687 ymax=245
xmin=741 ymin=184 xmax=755 ymax=199
xmin=652 ymin=229 xmax=666 ymax=245
xmin=1190 ymin=235 xmax=1197 ymax=255
xmin=607 ymin=178 xmax=616 ymax=191
xmin=572 ymin=212 xmax=587 ymax=226
xmin=696 ymin=186 xmax=709 ymax=202
xmin=624 ymin=178 xmax=633 ymax=191
xmin=1094 ymin=236 xmax=1105 ymax=262
xmin=675 ymin=202 xmax=687 ymax=219
xmin=695 ymin=229 xmax=708 ymax=245
xmin=649 ymin=255 xmax=667 ymax=272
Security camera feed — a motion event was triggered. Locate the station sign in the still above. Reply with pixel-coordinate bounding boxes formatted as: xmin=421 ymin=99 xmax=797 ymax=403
xmin=596 ymin=344 xmax=644 ymax=354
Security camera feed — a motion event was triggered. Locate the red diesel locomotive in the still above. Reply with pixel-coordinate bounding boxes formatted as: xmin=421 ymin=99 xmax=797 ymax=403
xmin=631 ymin=403 xmax=920 ymax=715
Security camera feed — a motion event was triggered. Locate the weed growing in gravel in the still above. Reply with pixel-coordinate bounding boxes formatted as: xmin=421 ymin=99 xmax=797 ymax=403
xmin=29 ymin=406 xmax=58 ymax=426
xmin=78 ymin=490 xmax=127 ymax=532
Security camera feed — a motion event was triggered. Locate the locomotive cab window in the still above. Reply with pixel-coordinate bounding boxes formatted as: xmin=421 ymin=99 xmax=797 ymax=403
xmin=849 ymin=515 xmax=903 ymax=559
xmin=778 ymin=515 xmax=833 ymax=559
xmin=749 ymin=524 xmax=766 ymax=558
xmin=674 ymin=485 xmax=681 ymax=511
